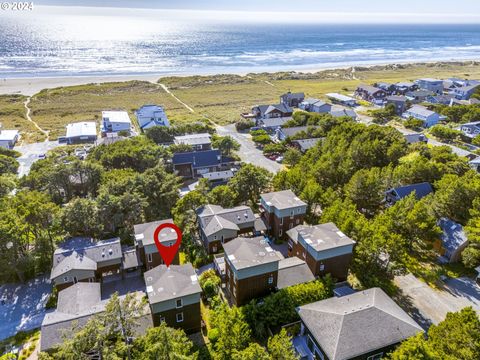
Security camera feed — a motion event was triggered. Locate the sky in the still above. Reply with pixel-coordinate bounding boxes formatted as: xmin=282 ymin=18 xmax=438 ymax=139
xmin=26 ymin=1 xmax=480 ymax=23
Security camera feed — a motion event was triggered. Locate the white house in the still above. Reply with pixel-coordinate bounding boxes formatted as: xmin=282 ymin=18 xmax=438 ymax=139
xmin=415 ymin=78 xmax=444 ymax=94
xmin=459 ymin=121 xmax=480 ymax=139
xmin=135 ymin=105 xmax=170 ymax=130
xmin=0 ymin=128 xmax=20 ymax=149
xmin=402 ymin=105 xmax=440 ymax=128
xmin=325 ymin=93 xmax=357 ymax=107
xmin=101 ymin=111 xmax=132 ymax=134
xmin=65 ymin=122 xmax=97 ymax=144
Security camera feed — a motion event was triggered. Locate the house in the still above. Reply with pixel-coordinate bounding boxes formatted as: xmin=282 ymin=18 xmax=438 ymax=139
xmin=40 ymin=283 xmax=152 ymax=352
xmin=386 ymin=96 xmax=408 ymax=115
xmin=101 ymin=111 xmax=132 ymax=134
xmin=450 ymin=98 xmax=480 ymax=106
xmin=280 ymin=91 xmax=305 ymax=107
xmin=425 ymin=94 xmax=455 ymax=105
xmin=459 ymin=121 xmax=480 ymax=139
xmin=197 ymin=204 xmax=264 ymax=253
xmin=257 ymin=116 xmax=292 ymax=130
xmin=375 ymin=82 xmax=395 ymax=94
xmin=292 ymin=138 xmax=323 ymax=153
xmin=402 ymin=105 xmax=440 ymax=127
xmin=201 ymin=170 xmax=236 ymax=186
xmin=415 ymin=78 xmax=444 ymax=94
xmin=276 ymin=126 xmax=319 ymax=141
xmin=172 ymin=149 xmax=234 ymax=179
xmin=223 ymin=236 xmax=283 ymax=306
xmin=404 ymin=133 xmax=428 ymax=144
xmin=326 ymin=93 xmax=357 ymax=107
xmin=453 ymin=84 xmax=479 ymax=100
xmin=385 ymin=182 xmax=433 ymax=205
xmin=295 ymin=288 xmax=423 ymax=360
xmin=329 ymin=106 xmax=357 ymax=120
xmin=437 ymin=218 xmax=469 ymax=263
xmin=277 ymin=257 xmax=315 ymax=289
xmin=144 ymin=264 xmax=202 ymax=333
xmin=260 ymin=190 xmax=307 ymax=240
xmin=299 ymin=98 xmax=332 ymax=113
xmin=50 ymin=237 xmax=123 ymax=291
xmin=134 ymin=219 xmax=179 ymax=270
xmin=405 ymin=89 xmax=435 ymax=103
xmin=0 ymin=128 xmax=19 ymax=149
xmin=65 ymin=122 xmax=97 ymax=144
xmin=354 ymin=84 xmax=387 ymax=104
xmin=286 ymin=223 xmax=355 ymax=280
xmin=469 ymin=157 xmax=480 ymax=172
xmin=393 ymin=82 xmax=418 ymax=95
xmin=173 ymin=133 xmax=212 ymax=151
xmin=135 ymin=105 xmax=170 ymax=130
xmin=252 ymin=103 xmax=293 ymax=120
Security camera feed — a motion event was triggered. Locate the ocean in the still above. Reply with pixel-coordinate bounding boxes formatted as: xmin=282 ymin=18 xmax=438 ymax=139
xmin=1 ymin=7 xmax=480 ymax=78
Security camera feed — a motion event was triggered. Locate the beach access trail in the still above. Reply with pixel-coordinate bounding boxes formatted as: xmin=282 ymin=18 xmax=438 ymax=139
xmin=23 ymin=97 xmax=49 ymax=141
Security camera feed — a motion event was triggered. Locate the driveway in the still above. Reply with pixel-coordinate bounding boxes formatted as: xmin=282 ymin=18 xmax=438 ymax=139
xmin=14 ymin=141 xmax=60 ymax=177
xmin=216 ymin=124 xmax=282 ymax=174
xmin=0 ymin=276 xmax=52 ymax=341
xmin=394 ymin=274 xmax=480 ymax=330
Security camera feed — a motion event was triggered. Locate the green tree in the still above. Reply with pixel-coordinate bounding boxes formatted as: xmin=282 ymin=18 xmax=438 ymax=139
xmin=199 ymin=269 xmax=221 ymax=299
xmin=429 ymin=125 xmax=462 ymax=142
xmin=472 ymin=135 xmax=480 ymax=146
xmin=232 ymin=343 xmax=270 ymax=360
xmin=404 ymin=118 xmax=425 ymax=130
xmin=388 ymin=333 xmax=436 ymax=360
xmin=212 ymin=135 xmax=240 ymax=156
xmin=61 ymin=197 xmax=103 ymax=238
xmin=267 ymin=329 xmax=299 ymax=360
xmin=283 ymin=148 xmax=302 ymax=167
xmin=228 ymin=164 xmax=271 ymax=207
xmin=144 ymin=126 xmax=174 ymax=144
xmin=207 ymin=185 xmax=238 ymax=208
xmin=0 ymin=154 xmax=19 ymax=175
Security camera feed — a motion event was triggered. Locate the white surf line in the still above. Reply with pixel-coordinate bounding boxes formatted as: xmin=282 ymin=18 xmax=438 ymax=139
xmin=24 ymin=97 xmax=49 ymax=141
xmin=158 ymin=83 xmax=195 ymax=113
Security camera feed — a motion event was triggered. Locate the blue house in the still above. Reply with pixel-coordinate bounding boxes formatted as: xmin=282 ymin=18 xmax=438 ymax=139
xmin=385 ymin=182 xmax=433 ymax=205
xmin=172 ymin=149 xmax=234 ymax=179
xmin=402 ymin=105 xmax=440 ymax=128
xmin=135 ymin=105 xmax=170 ymax=130
xmin=438 ymin=218 xmax=469 ymax=263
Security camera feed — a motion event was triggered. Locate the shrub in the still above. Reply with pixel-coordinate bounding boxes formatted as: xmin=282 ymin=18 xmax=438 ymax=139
xmin=236 ymin=120 xmax=255 ymax=131
xmin=208 ymin=328 xmax=220 ymax=344
xmin=199 ymin=269 xmax=221 ymax=298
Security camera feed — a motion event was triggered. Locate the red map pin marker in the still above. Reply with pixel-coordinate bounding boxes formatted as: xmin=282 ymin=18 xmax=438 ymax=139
xmin=153 ymin=223 xmax=182 ymax=267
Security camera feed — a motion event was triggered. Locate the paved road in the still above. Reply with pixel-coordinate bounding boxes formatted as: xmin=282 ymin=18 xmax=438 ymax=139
xmin=14 ymin=141 xmax=60 ymax=177
xmin=216 ymin=124 xmax=283 ymax=174
xmin=0 ymin=276 xmax=51 ymax=341
xmin=395 ymin=274 xmax=480 ymax=329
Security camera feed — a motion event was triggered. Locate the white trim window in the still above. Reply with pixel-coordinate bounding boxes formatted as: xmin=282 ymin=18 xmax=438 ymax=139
xmin=279 ymin=229 xmax=283 ymax=237
xmin=279 ymin=217 xmax=283 ymax=225
xmin=147 ymin=253 xmax=153 ymax=263
xmin=63 ymin=276 xmax=69 ymax=283
xmin=268 ymin=275 xmax=274 ymax=285
xmin=176 ymin=312 xmax=184 ymax=323
xmin=159 ymin=316 xmax=165 ymax=323
xmin=176 ymin=298 xmax=183 ymax=309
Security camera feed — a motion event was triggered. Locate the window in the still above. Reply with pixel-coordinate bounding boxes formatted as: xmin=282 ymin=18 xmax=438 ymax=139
xmin=279 ymin=229 xmax=283 ymax=237
xmin=367 ymin=353 xmax=383 ymax=360
xmin=212 ymin=245 xmax=217 ymax=253
xmin=176 ymin=312 xmax=184 ymax=323
xmin=63 ymin=276 xmax=69 ymax=283
xmin=289 ymin=223 xmax=293 ymax=229
xmin=268 ymin=275 xmax=274 ymax=285
xmin=159 ymin=316 xmax=165 ymax=323
xmin=279 ymin=217 xmax=283 ymax=225
xmin=73 ymin=277 xmax=78 ymax=283
xmin=176 ymin=299 xmax=183 ymax=308
xmin=319 ymin=263 xmax=325 ymax=272
xmin=89 ymin=278 xmax=94 ymax=283
xmin=296 ymin=218 xmax=300 ymax=224
xmin=147 ymin=253 xmax=153 ymax=263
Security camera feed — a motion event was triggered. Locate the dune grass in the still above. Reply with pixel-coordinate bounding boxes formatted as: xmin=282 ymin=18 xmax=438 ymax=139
xmin=18 ymin=62 xmax=480 ymax=142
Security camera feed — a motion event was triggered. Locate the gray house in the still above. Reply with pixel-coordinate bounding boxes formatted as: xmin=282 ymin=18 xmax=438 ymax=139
xmin=295 ymin=288 xmax=423 ymax=360
xmin=402 ymin=105 xmax=440 ymax=128
xmin=459 ymin=121 xmax=480 ymax=139
xmin=197 ymin=204 xmax=265 ymax=253
xmin=385 ymin=95 xmax=408 ymax=115
xmin=65 ymin=122 xmax=97 ymax=144
xmin=415 ymin=78 xmax=444 ymax=94
xmin=280 ymin=91 xmax=305 ymax=107
xmin=299 ymin=98 xmax=332 ymax=114
xmin=438 ymin=218 xmax=469 ymax=263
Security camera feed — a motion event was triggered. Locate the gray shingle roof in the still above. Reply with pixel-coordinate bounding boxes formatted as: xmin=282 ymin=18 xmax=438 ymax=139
xmin=259 ymin=117 xmax=292 ymax=128
xmin=277 ymin=257 xmax=315 ymax=289
xmin=51 ymin=238 xmax=122 ymax=280
xmin=197 ymin=205 xmax=255 ymax=237
xmin=223 ymin=236 xmax=283 ymax=270
xmin=261 ymin=190 xmax=307 ymax=210
xmin=144 ymin=263 xmax=201 ymax=304
xmin=279 ymin=126 xmax=319 ymax=138
xmin=292 ymin=138 xmax=323 ymax=152
xmin=287 ymin=223 xmax=355 ymax=252
xmin=297 ymin=288 xmax=423 ymax=360
xmin=357 ymin=84 xmax=384 ymax=95
xmin=122 ymin=247 xmax=142 ymax=269
xmin=134 ymin=219 xmax=177 ymax=247
xmin=405 ymin=105 xmax=437 ymax=118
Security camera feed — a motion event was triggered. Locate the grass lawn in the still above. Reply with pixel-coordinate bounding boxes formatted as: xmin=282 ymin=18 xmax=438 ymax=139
xmin=17 ymin=62 xmax=480 ymax=142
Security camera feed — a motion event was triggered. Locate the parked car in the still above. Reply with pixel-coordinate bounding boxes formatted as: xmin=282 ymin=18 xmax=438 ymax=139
xmin=38 ymin=154 xmax=46 ymax=159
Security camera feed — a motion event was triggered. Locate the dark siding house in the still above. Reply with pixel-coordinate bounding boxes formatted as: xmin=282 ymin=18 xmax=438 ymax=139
xmin=385 ymin=182 xmax=433 ymax=205
xmin=280 ymin=91 xmax=305 ymax=107
xmin=144 ymin=264 xmax=202 ymax=333
xmin=354 ymin=84 xmax=387 ymax=104
xmin=287 ymin=223 xmax=355 ymax=281
xmin=296 ymin=288 xmax=423 ymax=360
xmin=172 ymin=149 xmax=234 ymax=179
xmin=385 ymin=95 xmax=408 ymax=115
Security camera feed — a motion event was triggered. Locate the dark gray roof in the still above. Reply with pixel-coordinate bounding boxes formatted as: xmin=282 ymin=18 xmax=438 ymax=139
xmin=265 ymin=103 xmax=293 ymax=115
xmin=386 ymin=95 xmax=407 ymax=102
xmin=287 ymin=223 xmax=355 ymax=252
xmin=144 ymin=263 xmax=201 ymax=304
xmin=254 ymin=217 xmax=267 ymax=232
xmin=223 ymin=236 xmax=283 ymax=270
xmin=292 ymin=138 xmax=323 ymax=152
xmin=297 ymin=288 xmax=423 ymax=360
xmin=404 ymin=133 xmax=427 ymax=144
xmin=439 ymin=218 xmax=468 ymax=254
xmin=261 ymin=190 xmax=306 ymax=210
xmin=329 ymin=107 xmax=357 ymax=119
xmin=357 ymin=84 xmax=384 ymax=95
xmin=259 ymin=117 xmax=292 ymax=128
xmin=389 ymin=182 xmax=433 ymax=200
xmin=277 ymin=257 xmax=315 ymax=289
xmin=122 ymin=247 xmax=142 ymax=269
xmin=281 ymin=92 xmax=305 ymax=100
xmin=197 ymin=205 xmax=255 ymax=237
xmin=134 ymin=219 xmax=176 ymax=247
xmin=406 ymin=90 xmax=435 ymax=98
xmin=279 ymin=126 xmax=318 ymax=138
xmin=172 ymin=149 xmax=229 ymax=169
xmin=40 ymin=283 xmax=151 ymax=351
xmin=51 ymin=238 xmax=122 ymax=279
